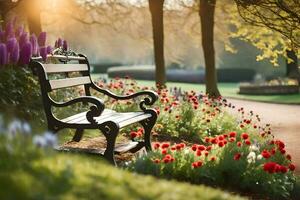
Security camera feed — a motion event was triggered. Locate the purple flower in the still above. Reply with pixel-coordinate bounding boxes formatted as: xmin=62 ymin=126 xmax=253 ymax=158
xmin=19 ymin=32 xmax=29 ymax=49
xmin=15 ymin=25 xmax=24 ymax=38
xmin=5 ymin=21 xmax=14 ymax=39
xmin=63 ymin=40 xmax=68 ymax=51
xmin=46 ymin=45 xmax=52 ymax=54
xmin=39 ymin=46 xmax=47 ymax=61
xmin=6 ymin=37 xmax=17 ymax=53
xmin=30 ymin=34 xmax=38 ymax=56
xmin=19 ymin=42 xmax=32 ymax=64
xmin=57 ymin=38 xmax=63 ymax=47
xmin=0 ymin=43 xmax=8 ymax=66
xmin=38 ymin=32 xmax=46 ymax=46
xmin=10 ymin=42 xmax=19 ymax=63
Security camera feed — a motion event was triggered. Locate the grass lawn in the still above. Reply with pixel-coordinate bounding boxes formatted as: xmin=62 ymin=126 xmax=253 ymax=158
xmin=91 ymin=74 xmax=300 ymax=104
xmin=0 ymin=153 xmax=245 ymax=200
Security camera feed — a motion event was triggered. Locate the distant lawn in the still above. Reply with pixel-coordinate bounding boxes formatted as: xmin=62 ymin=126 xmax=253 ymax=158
xmin=91 ymin=74 xmax=300 ymax=104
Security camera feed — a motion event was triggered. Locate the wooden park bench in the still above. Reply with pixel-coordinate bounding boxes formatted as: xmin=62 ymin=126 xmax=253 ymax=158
xmin=30 ymin=50 xmax=158 ymax=165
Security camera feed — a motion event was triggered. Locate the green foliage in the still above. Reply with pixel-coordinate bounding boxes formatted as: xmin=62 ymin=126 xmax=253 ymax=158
xmin=0 ymin=67 xmax=45 ymax=125
xmin=0 ymin=120 xmax=245 ymax=200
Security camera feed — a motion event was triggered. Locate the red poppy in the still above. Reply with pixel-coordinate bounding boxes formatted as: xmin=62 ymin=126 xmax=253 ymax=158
xmin=289 ymin=163 xmax=296 ymax=171
xmin=153 ymin=143 xmax=160 ymax=150
xmin=237 ymin=142 xmax=242 ymax=147
xmin=286 ymin=154 xmax=292 ymax=160
xmin=210 ymin=157 xmax=216 ymax=161
xmin=241 ymin=133 xmax=249 ymax=140
xmin=197 ymin=145 xmax=206 ymax=151
xmin=191 ymin=144 xmax=197 ymax=151
xmin=234 ymin=153 xmax=241 ymax=160
xmin=245 ymin=139 xmax=251 ymax=145
xmin=261 ymin=150 xmax=271 ymax=159
xmin=161 ymin=143 xmax=170 ymax=149
xmin=218 ymin=141 xmax=224 ymax=147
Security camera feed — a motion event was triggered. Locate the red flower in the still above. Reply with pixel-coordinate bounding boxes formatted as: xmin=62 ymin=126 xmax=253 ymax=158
xmin=229 ymin=131 xmax=236 ymax=138
xmin=286 ymin=154 xmax=292 ymax=160
xmin=270 ymin=148 xmax=276 ymax=155
xmin=241 ymin=133 xmax=249 ymax=140
xmin=196 ymin=150 xmax=202 ymax=156
xmin=289 ymin=163 xmax=296 ymax=171
xmin=263 ymin=162 xmax=277 ymax=173
xmin=229 ymin=137 xmax=236 ymax=142
xmin=153 ymin=158 xmax=160 ymax=164
xmin=153 ymin=143 xmax=160 ymax=150
xmin=210 ymin=156 xmax=216 ymax=161
xmin=245 ymin=139 xmax=251 ymax=145
xmin=211 ymin=138 xmax=218 ymax=144
xmin=206 ymin=146 xmax=212 ymax=151
xmin=130 ymin=131 xmax=137 ymax=138
xmin=218 ymin=135 xmax=224 ymax=141
xmin=161 ymin=149 xmax=167 ymax=155
xmin=191 ymin=144 xmax=197 ymax=151
xmin=218 ymin=141 xmax=224 ymax=147
xmin=280 ymin=166 xmax=288 ymax=173
xmin=261 ymin=150 xmax=271 ymax=159
xmin=197 ymin=145 xmax=206 ymax=151
xmin=237 ymin=141 xmax=242 ymax=147
xmin=161 ymin=143 xmax=170 ymax=149
xmin=197 ymin=161 xmax=203 ymax=167
xmin=234 ymin=153 xmax=241 ymax=160
xmin=204 ymin=137 xmax=211 ymax=143
xmin=204 ymin=151 xmax=209 ymax=157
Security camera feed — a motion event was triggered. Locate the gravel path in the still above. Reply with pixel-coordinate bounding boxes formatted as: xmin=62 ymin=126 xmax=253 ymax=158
xmin=227 ymin=98 xmax=300 ymax=174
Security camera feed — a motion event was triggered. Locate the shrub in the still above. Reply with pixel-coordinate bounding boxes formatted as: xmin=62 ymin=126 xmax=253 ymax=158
xmin=0 ymin=118 xmax=245 ymax=200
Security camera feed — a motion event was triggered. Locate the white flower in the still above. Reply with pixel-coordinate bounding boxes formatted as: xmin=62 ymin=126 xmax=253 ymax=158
xmin=249 ymin=144 xmax=259 ymax=152
xmin=247 ymin=151 xmax=256 ymax=163
xmin=257 ymin=155 xmax=263 ymax=160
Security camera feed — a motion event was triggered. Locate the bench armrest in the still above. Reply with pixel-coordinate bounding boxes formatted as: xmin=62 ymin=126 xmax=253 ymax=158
xmin=91 ymin=84 xmax=158 ymax=111
xmin=50 ymin=96 xmax=105 ymax=124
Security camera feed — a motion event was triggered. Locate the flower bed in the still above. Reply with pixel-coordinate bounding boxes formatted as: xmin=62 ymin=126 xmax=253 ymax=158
xmin=91 ymin=77 xmax=298 ymax=199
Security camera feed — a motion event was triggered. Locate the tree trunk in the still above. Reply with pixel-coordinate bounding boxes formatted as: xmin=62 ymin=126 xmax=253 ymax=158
xmin=149 ymin=0 xmax=166 ymax=88
xmin=199 ymin=0 xmax=220 ymax=97
xmin=286 ymin=49 xmax=300 ymax=81
xmin=25 ymin=0 xmax=42 ymax=35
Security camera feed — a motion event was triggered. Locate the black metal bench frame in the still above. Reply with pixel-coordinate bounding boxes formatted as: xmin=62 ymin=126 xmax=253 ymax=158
xmin=30 ymin=50 xmax=158 ymax=165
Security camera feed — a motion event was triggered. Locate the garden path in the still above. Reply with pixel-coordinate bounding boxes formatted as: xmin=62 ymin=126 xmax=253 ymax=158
xmin=227 ymin=98 xmax=300 ymax=174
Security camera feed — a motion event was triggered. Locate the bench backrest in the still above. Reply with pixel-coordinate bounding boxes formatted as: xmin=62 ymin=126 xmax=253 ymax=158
xmin=30 ymin=54 xmax=94 ymax=126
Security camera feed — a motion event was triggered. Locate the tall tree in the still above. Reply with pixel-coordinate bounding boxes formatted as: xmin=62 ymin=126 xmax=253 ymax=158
xmin=199 ymin=0 xmax=220 ymax=97
xmin=148 ymin=0 xmax=166 ymax=88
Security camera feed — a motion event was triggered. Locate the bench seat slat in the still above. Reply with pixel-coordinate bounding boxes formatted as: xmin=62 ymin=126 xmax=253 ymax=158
xmin=50 ymin=76 xmax=91 ymax=90
xmin=61 ymin=111 xmax=151 ymax=128
xmin=44 ymin=64 xmax=88 ymax=73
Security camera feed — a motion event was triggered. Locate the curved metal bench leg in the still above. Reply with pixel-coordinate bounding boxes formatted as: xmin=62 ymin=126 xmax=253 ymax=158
xmin=100 ymin=121 xmax=119 ymax=165
xmin=140 ymin=109 xmax=158 ymax=151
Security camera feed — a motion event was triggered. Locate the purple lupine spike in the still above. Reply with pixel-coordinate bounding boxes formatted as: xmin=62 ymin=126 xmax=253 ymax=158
xmin=57 ymin=38 xmax=63 ymax=47
xmin=15 ymin=25 xmax=24 ymax=38
xmin=6 ymin=37 xmax=17 ymax=53
xmin=62 ymin=40 xmax=68 ymax=51
xmin=19 ymin=42 xmax=32 ymax=64
xmin=10 ymin=42 xmax=19 ymax=63
xmin=0 ymin=43 xmax=8 ymax=66
xmin=5 ymin=21 xmax=14 ymax=40
xmin=38 ymin=32 xmax=46 ymax=46
xmin=30 ymin=34 xmax=38 ymax=56
xmin=19 ymin=32 xmax=29 ymax=49
xmin=39 ymin=46 xmax=47 ymax=61
xmin=46 ymin=45 xmax=52 ymax=54
xmin=54 ymin=40 xmax=58 ymax=48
